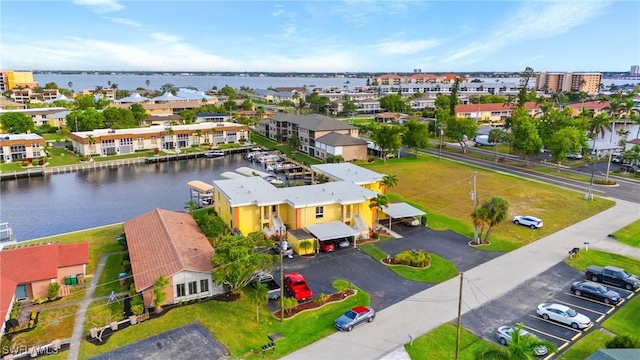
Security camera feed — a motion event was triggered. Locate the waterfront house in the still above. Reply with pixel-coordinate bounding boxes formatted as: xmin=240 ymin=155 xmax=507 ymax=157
xmin=69 ymin=122 xmax=249 ymax=157
xmin=1 ymin=243 xmax=89 ymax=337
xmin=123 ymin=209 xmax=222 ymax=307
xmin=0 ymin=133 xmax=46 ymax=162
xmin=0 ymin=107 xmax=68 ymax=128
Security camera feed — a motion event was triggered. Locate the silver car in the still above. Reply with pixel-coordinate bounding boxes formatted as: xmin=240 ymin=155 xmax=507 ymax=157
xmin=335 ymin=306 xmax=375 ymax=331
xmin=495 ymin=326 xmax=548 ymax=356
xmin=536 ymin=303 xmax=591 ymax=329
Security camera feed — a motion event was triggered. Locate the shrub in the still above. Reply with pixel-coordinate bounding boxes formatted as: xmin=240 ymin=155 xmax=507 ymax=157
xmin=22 ymin=160 xmax=30 ymax=167
xmin=394 ymin=249 xmax=431 ymax=268
xmin=31 ymin=298 xmax=48 ymax=305
xmin=153 ymin=147 xmax=160 ymax=155
xmin=29 ymin=320 xmax=34 ymax=328
xmin=606 ymin=335 xmax=640 ymax=348
xmin=1 ymin=336 xmax=11 ymax=356
xmin=9 ymin=302 xmax=20 ymax=319
xmin=65 ymin=144 xmax=73 ymax=151
xmin=123 ymin=260 xmax=131 ymax=272
xmin=38 ymin=159 xmax=45 ymax=166
xmin=30 ymin=311 xmax=37 ymax=320
xmin=48 ymin=282 xmax=61 ymax=299
xmin=131 ymin=304 xmax=144 ymax=316
xmin=314 ymin=293 xmax=330 ymax=306
xmin=371 ymin=232 xmax=379 ymax=239
xmin=282 ymin=297 xmax=298 ymax=315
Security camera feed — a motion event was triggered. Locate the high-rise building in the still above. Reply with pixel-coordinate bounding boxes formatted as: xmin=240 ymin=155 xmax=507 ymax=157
xmin=0 ymin=71 xmax=38 ymax=91
xmin=535 ymin=72 xmax=602 ymax=94
xmin=631 ymin=65 xmax=640 ymax=75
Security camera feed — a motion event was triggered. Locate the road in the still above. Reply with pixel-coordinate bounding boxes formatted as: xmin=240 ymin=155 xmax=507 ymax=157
xmin=417 ymin=145 xmax=640 ymax=204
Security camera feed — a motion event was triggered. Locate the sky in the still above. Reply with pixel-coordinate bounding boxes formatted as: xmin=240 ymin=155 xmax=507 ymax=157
xmin=1 ymin=0 xmax=638 ymax=73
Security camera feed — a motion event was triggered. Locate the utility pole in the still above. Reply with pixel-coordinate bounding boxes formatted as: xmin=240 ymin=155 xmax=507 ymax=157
xmin=455 ymin=272 xmax=464 ymax=360
xmin=438 ymin=124 xmax=445 ymax=161
xmin=471 ymin=171 xmax=478 ymax=244
xmin=585 ymin=150 xmax=597 ymax=201
xmin=605 ymin=151 xmax=613 ymax=184
xmin=279 ymin=245 xmax=284 ymax=322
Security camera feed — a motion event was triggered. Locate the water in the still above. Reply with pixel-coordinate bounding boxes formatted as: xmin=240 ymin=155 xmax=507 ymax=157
xmin=0 ymin=154 xmax=280 ymax=241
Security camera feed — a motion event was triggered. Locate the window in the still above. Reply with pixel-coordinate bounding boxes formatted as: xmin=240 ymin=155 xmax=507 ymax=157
xmin=200 ymin=279 xmax=209 ymax=292
xmin=137 ymin=137 xmax=144 ymax=141
xmin=315 ymin=206 xmax=324 ymax=219
xmin=176 ymin=283 xmax=186 ymax=297
xmin=188 ymin=281 xmax=197 ymax=295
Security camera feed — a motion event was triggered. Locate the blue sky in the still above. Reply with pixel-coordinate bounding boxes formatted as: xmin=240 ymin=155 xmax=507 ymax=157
xmin=1 ymin=0 xmax=638 ymax=72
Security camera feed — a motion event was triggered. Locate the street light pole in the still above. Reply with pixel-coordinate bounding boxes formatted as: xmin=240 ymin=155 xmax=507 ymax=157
xmin=585 ymin=149 xmax=597 ymax=201
xmin=438 ymin=125 xmax=445 ymax=161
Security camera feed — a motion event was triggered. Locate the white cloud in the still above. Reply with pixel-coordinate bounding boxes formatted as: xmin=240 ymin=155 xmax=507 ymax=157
xmin=107 ymin=17 xmax=142 ymax=27
xmin=73 ymin=0 xmax=123 ymax=13
xmin=149 ymin=32 xmax=179 ymax=43
xmin=375 ymin=39 xmax=440 ymax=55
xmin=442 ymin=0 xmax=611 ymax=64
xmin=272 ymin=9 xmax=285 ymax=16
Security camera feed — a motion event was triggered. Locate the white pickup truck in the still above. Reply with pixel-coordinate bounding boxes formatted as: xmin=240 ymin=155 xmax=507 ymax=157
xmin=252 ymin=271 xmax=282 ymax=300
xmin=274 ymin=240 xmax=294 ymax=258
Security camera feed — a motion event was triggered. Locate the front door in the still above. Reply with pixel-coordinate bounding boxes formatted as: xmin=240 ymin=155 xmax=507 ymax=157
xmin=15 ymin=284 xmax=27 ymax=300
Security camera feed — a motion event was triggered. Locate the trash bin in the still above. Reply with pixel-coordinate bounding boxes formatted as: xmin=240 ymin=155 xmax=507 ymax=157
xmin=118 ymin=272 xmax=127 ymax=286
xmin=65 ymin=277 xmax=71 ymax=285
xmin=77 ymin=274 xmax=84 ymax=284
xmin=70 ymin=275 xmax=77 ymax=285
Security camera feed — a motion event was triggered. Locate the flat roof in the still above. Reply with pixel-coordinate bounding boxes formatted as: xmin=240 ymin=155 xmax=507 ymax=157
xmin=305 ymin=221 xmax=359 ymax=241
xmin=382 ymin=202 xmax=426 ymax=219
xmin=0 ymin=133 xmax=44 ymax=141
xmin=187 ymin=180 xmax=214 ymax=194
xmin=71 ymin=122 xmax=244 ymax=138
xmin=311 ymin=163 xmax=386 ymax=185
xmin=212 ymin=176 xmax=378 ymax=208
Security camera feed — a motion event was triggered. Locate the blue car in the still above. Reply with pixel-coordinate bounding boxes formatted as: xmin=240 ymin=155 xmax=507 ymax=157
xmin=335 ymin=306 xmax=375 ymax=331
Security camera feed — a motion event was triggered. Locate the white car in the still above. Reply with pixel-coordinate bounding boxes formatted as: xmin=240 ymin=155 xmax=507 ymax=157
xmin=401 ymin=217 xmax=420 ymax=226
xmin=567 ymin=152 xmax=583 ymax=160
xmin=536 ymin=303 xmax=591 ymax=329
xmin=495 ymin=326 xmax=548 ymax=356
xmin=513 ymin=215 xmax=543 ymax=229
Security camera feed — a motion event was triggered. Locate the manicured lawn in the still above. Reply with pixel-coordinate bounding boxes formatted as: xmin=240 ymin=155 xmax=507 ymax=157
xmin=611 ymin=219 xmax=640 ymax=248
xmin=45 ymin=147 xmax=83 ymax=166
xmin=362 ymin=155 xmax=614 ymax=250
xmin=533 ymin=165 xmax=595 ymax=182
xmin=10 ymin=305 xmax=79 ymax=349
xmin=3 ymin=224 xmax=124 ymax=274
xmin=564 ymin=249 xmax=640 ymax=275
xmin=359 ymin=243 xmax=459 ymax=282
xmin=33 ymin=285 xmax=88 ymax=310
xmin=558 ymin=330 xmax=612 ymax=360
xmin=602 ymin=294 xmax=640 ymax=336
xmin=404 ymin=322 xmax=498 ymax=360
xmin=83 ymin=300 xmax=125 ymax=334
xmin=250 ymin=132 xmax=322 ymax=165
xmin=93 ymin=253 xmax=126 ymax=298
xmin=80 ymin=280 xmax=369 ymax=359
xmin=92 ymin=151 xmax=156 ymax=162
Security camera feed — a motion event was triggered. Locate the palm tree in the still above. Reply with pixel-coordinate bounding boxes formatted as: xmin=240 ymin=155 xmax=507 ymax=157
xmin=369 ymin=194 xmax=389 ymax=233
xmin=588 ymin=113 xmax=612 ymax=153
xmin=488 ymin=128 xmax=504 ymax=161
xmin=481 ymin=197 xmax=509 ymax=244
xmin=630 ymin=110 xmax=640 ymax=139
xmin=248 ymin=282 xmax=268 ymax=322
xmin=475 ymin=323 xmax=557 ymax=360
xmin=380 ymin=174 xmax=398 ymax=194
xmin=194 ymin=129 xmax=202 ymax=147
xmin=470 ymin=207 xmax=489 ymax=245
xmin=86 ymin=135 xmax=96 ymax=158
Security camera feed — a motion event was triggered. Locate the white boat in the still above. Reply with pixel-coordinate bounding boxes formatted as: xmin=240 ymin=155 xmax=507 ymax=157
xmin=204 ymin=150 xmax=225 ymax=158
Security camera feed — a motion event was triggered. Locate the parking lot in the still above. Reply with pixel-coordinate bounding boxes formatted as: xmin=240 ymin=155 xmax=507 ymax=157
xmin=460 ymin=261 xmax=637 ymax=358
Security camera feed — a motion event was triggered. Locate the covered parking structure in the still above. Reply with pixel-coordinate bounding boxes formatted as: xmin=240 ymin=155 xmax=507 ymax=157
xmin=305 ymin=221 xmax=360 ymax=248
xmin=187 ymin=180 xmax=214 ymax=206
xmin=381 ymin=202 xmax=426 ymax=229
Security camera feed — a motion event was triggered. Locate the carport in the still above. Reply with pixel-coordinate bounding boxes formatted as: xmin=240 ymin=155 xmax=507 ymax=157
xmin=305 ymin=221 xmax=359 ymax=248
xmin=381 ymin=202 xmax=426 ymax=229
xmin=187 ymin=180 xmax=214 ymax=205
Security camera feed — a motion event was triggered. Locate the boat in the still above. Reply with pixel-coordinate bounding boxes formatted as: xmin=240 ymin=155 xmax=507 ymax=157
xmin=204 ymin=150 xmax=225 ymax=158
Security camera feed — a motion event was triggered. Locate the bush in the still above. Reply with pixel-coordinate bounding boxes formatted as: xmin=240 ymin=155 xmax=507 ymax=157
xmin=314 ymin=293 xmax=330 ymax=306
xmin=48 ymin=282 xmax=61 ymax=299
xmin=394 ymin=249 xmax=431 ymax=268
xmin=38 ymin=159 xmax=45 ymax=165
xmin=131 ymin=304 xmax=144 ymax=316
xmin=29 ymin=319 xmax=34 ymax=328
xmin=21 ymin=160 xmax=30 ymax=167
xmin=30 ymin=311 xmax=37 ymax=320
xmin=123 ymin=260 xmax=131 ymax=272
xmin=606 ymin=335 xmax=640 ymax=348
xmin=31 ymin=298 xmax=48 ymax=305
xmin=65 ymin=144 xmax=73 ymax=151
xmin=9 ymin=302 xmax=20 ymax=319
xmin=282 ymin=297 xmax=299 ymax=314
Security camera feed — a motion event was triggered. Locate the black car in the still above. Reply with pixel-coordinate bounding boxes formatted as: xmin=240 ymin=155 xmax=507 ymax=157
xmin=571 ymin=281 xmax=622 ymax=305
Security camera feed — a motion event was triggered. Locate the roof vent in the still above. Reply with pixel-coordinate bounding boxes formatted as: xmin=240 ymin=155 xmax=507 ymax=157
xmin=331 ymin=192 xmax=335 ymax=195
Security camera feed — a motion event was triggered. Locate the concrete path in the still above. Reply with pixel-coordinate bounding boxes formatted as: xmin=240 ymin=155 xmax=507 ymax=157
xmin=67 ymin=253 xmax=111 ymax=360
xmin=283 ymin=199 xmax=640 ymax=360
xmin=588 ymin=235 xmax=640 ymax=261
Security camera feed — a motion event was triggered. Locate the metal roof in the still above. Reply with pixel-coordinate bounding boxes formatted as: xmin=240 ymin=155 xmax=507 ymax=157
xmin=305 ymin=221 xmax=359 ymax=241
xmin=187 ymin=180 xmax=213 ymax=194
xmin=382 ymin=202 xmax=426 ymax=219
xmin=311 ymin=163 xmax=385 ymax=185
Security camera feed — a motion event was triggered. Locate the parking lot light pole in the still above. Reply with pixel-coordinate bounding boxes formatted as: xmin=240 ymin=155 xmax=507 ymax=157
xmin=585 ymin=149 xmax=597 ymax=201
xmin=280 ymin=245 xmax=284 ymax=322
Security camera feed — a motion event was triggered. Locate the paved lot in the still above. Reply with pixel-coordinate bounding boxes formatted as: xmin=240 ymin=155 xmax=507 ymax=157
xmin=270 ymin=226 xmax=504 ymax=312
xmin=460 ymin=261 xmax=636 ymax=356
xmin=91 ymin=322 xmax=230 ymax=360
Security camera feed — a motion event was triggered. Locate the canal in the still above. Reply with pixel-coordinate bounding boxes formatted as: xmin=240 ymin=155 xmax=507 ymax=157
xmin=0 ymin=154 xmax=277 ymax=241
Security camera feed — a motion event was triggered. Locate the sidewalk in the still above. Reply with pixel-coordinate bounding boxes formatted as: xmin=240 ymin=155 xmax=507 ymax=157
xmin=283 ymin=199 xmax=640 ymax=360
xmin=67 ymin=253 xmax=111 ymax=360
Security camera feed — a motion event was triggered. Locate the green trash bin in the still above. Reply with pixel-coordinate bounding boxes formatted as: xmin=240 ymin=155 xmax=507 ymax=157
xmin=65 ymin=277 xmax=71 ymax=285
xmin=70 ymin=275 xmax=77 ymax=285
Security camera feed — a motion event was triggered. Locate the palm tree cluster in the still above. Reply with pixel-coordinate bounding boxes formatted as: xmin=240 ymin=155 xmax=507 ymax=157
xmin=470 ymin=197 xmax=509 ymax=245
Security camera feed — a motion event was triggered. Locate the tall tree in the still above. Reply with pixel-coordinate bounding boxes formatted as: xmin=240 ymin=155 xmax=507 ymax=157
xmin=153 ymin=276 xmax=170 ymax=313
xmin=488 ymin=128 xmax=504 ymax=161
xmin=480 ymin=197 xmax=509 ymax=244
xmin=449 ymin=78 xmax=460 ymax=116
xmin=470 ymin=206 xmax=489 ymax=245
xmin=287 ymin=134 xmax=301 ymax=153
xmin=587 ymin=113 xmax=612 ymax=152
xmin=0 ymin=112 xmax=35 ymax=134
xmin=445 ymin=115 xmax=477 ymax=153
xmin=241 ymin=99 xmax=254 ymax=110
xmin=517 ymin=67 xmax=535 ymax=108
xmin=305 ymin=92 xmax=329 ymax=113
xmin=370 ymin=125 xmax=404 ymax=162
xmin=548 ymin=127 xmax=587 ymax=171
xmin=510 ymin=107 xmax=542 ymax=167
xmin=103 ymin=107 xmax=136 ymax=129
xmin=380 ymin=174 xmax=399 ymax=195
xmin=402 ymin=120 xmax=429 ymax=156
xmin=220 ymin=85 xmax=237 ymax=100
xmin=130 ymin=103 xmax=149 ymax=126
xmin=248 ymin=282 xmax=269 ymax=323
xmin=379 ymin=94 xmax=408 ymax=113
xmin=369 ymin=194 xmax=389 ymax=232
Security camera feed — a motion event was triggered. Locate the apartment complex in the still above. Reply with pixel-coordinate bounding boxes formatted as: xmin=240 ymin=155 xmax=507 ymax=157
xmin=0 ymin=71 xmax=38 ymax=92
xmin=371 ymin=73 xmax=468 ymax=85
xmin=0 ymin=133 xmax=46 ymax=162
xmin=0 ymin=107 xmax=69 ymax=128
xmin=256 ymin=114 xmax=367 ymax=161
xmin=631 ymin=65 xmax=640 ymax=75
xmin=535 ymin=72 xmax=602 ymax=94
xmin=69 ymin=122 xmax=249 ymax=157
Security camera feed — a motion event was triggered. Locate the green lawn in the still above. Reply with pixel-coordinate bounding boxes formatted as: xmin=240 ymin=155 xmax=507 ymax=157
xmin=405 ymin=322 xmax=498 ymax=360
xmin=80 ymin=279 xmax=369 ymax=359
xmin=93 ymin=253 xmax=126 ymax=298
xmin=359 ymin=243 xmax=459 ymax=282
xmin=611 ymin=219 xmax=640 ymax=248
xmin=558 ymin=330 xmax=612 ymax=360
xmin=602 ymin=294 xmax=640 ymax=336
xmin=362 ymin=155 xmax=614 ymax=251
xmin=564 ymin=249 xmax=640 ymax=275
xmin=250 ymin=132 xmax=322 ymax=165
xmin=10 ymin=305 xmax=79 ymax=350
xmin=92 ymin=151 xmax=156 ymax=162
xmin=84 ymin=300 xmax=125 ymax=334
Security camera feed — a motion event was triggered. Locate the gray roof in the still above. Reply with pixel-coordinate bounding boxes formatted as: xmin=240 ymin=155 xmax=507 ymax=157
xmin=0 ymin=133 xmax=44 ymax=141
xmin=311 ymin=163 xmax=386 ymax=185
xmin=152 ymin=92 xmax=181 ymax=101
xmin=305 ymin=221 xmax=359 ymax=241
xmin=271 ymin=114 xmax=357 ymax=131
xmin=315 ymin=132 xmax=368 ymax=147
xmin=212 ymin=176 xmax=377 ymax=208
xmin=585 ymin=349 xmax=640 ymax=360
xmin=115 ymin=93 xmax=149 ymax=103
xmin=382 ymin=202 xmax=426 ymax=218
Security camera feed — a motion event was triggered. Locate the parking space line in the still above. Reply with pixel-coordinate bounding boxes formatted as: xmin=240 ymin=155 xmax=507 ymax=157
xmin=522 ymin=325 xmax=573 ymax=342
xmin=627 ymin=293 xmax=635 ymax=299
xmin=527 ymin=314 xmax=581 ymax=333
xmin=543 ymin=352 xmax=555 ymax=360
xmin=564 ymin=292 xmax=615 ymax=308
xmin=571 ymin=332 xmax=583 ymax=341
xmin=552 ymin=299 xmax=606 ymax=315
xmin=543 ymin=343 xmax=571 ymax=360
xmin=557 ymin=342 xmax=570 ymax=352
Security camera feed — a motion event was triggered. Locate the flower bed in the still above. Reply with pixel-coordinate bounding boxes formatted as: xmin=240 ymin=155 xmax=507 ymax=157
xmin=272 ymin=289 xmax=356 ymax=320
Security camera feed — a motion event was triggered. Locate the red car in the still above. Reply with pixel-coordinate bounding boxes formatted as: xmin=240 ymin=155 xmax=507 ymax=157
xmin=284 ymin=272 xmax=313 ymax=301
xmin=320 ymin=241 xmax=335 ymax=252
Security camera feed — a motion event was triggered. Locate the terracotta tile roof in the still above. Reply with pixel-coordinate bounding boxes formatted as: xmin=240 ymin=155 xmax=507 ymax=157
xmin=58 ymin=243 xmax=89 ymax=267
xmin=455 ymin=102 xmax=539 ymax=113
xmin=377 ymin=74 xmax=403 ymax=79
xmin=565 ymin=101 xmax=610 ymax=110
xmin=0 ymin=276 xmax=17 ymax=324
xmin=124 ymin=209 xmax=214 ymax=292
xmin=1 ymin=244 xmax=61 ymax=283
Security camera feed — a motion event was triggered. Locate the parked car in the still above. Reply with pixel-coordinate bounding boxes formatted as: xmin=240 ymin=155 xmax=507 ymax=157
xmin=401 ymin=216 xmax=420 ymax=227
xmin=585 ymin=265 xmax=640 ymax=291
xmin=335 ymin=306 xmax=375 ymax=331
xmin=274 ymin=240 xmax=293 ymax=258
xmin=570 ymin=281 xmax=621 ymax=305
xmin=495 ymin=326 xmax=548 ymax=356
xmin=536 ymin=303 xmax=591 ymax=329
xmin=567 ymin=152 xmax=583 ymax=160
xmin=283 ymin=272 xmax=313 ymax=301
xmin=252 ymin=271 xmax=281 ymax=300
xmin=474 ymin=135 xmax=494 ymax=146
xmin=335 ymin=238 xmax=350 ymax=248
xmin=611 ymin=156 xmax=622 ymax=163
xmin=513 ymin=215 xmax=543 ymax=229
xmin=621 ymin=164 xmax=640 ymax=173
xmin=320 ymin=241 xmax=336 ymax=252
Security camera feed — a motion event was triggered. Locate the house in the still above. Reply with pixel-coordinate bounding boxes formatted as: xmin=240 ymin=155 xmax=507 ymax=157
xmin=211 ymin=175 xmax=378 ymax=251
xmin=145 ymin=114 xmax=184 ymax=127
xmin=123 ymin=209 xmax=222 ymax=307
xmin=69 ymin=122 xmax=249 ymax=156
xmin=0 ymin=97 xmax=27 ymax=110
xmin=0 ymin=133 xmax=46 ymax=162
xmin=585 ymin=349 xmax=640 ymax=360
xmin=314 ymin=132 xmax=368 ymax=161
xmin=565 ymin=101 xmax=610 ymax=116
xmin=454 ymin=102 xmax=541 ymax=123
xmin=196 ymin=112 xmax=232 ymax=123
xmin=1 ymin=243 xmax=89 ymax=337
xmin=0 ymin=107 xmax=68 ymax=128
xmin=375 ymin=112 xmax=408 ymax=123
